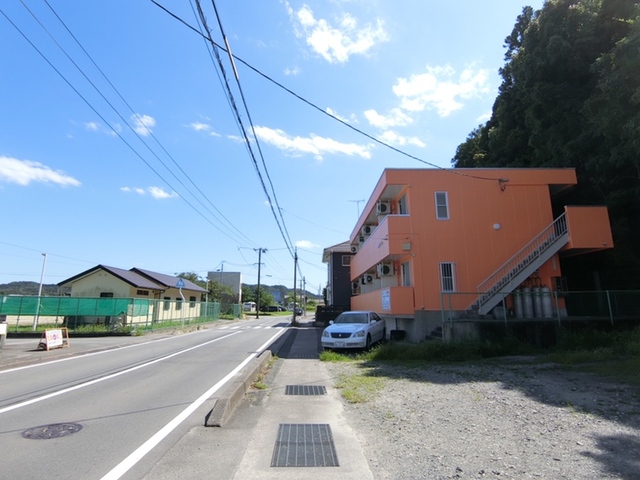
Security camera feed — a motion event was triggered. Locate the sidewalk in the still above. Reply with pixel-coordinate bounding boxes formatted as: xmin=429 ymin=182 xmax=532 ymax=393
xmin=144 ymin=320 xmax=374 ymax=479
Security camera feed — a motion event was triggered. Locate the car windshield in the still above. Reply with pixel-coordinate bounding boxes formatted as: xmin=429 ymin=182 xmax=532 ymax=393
xmin=334 ymin=313 xmax=368 ymax=324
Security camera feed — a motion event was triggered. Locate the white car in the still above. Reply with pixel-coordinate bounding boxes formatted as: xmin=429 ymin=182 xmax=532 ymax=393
xmin=321 ymin=310 xmax=386 ymax=350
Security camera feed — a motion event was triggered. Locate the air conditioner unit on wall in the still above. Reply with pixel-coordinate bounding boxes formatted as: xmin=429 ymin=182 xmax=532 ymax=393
xmin=376 ymin=201 xmax=390 ymax=215
xmin=377 ymin=262 xmax=394 ymax=276
xmin=361 ymin=224 xmax=374 ymax=236
xmin=351 ymin=282 xmax=360 ymax=295
xmin=358 ymin=235 xmax=366 ymax=244
xmin=350 ymin=245 xmax=358 ymax=253
xmin=361 ymin=274 xmax=374 ymax=285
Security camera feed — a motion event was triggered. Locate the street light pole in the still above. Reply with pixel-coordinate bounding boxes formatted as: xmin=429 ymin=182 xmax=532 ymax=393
xmin=255 ymin=248 xmax=266 ymax=319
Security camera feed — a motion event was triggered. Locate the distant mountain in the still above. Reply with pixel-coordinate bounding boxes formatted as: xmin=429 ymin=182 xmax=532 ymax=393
xmin=0 ymin=281 xmax=70 ymax=296
xmin=244 ymin=284 xmax=322 ymax=302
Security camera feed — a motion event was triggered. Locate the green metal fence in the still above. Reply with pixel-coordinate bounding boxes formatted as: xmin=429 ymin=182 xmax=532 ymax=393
xmin=0 ymin=295 xmax=243 ymax=332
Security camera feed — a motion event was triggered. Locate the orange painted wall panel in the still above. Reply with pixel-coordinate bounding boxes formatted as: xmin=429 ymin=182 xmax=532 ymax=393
xmin=565 ymin=206 xmax=614 ymax=249
xmin=346 ymin=168 xmax=606 ymax=314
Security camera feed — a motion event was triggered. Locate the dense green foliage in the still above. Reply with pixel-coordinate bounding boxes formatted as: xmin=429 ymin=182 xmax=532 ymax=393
xmin=453 ymin=0 xmax=640 ymax=287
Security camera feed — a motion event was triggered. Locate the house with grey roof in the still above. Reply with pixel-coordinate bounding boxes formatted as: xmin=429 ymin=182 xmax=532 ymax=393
xmin=58 ymin=265 xmax=207 ymax=327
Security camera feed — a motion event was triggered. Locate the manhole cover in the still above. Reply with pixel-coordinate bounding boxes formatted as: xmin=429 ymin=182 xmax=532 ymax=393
xmin=22 ymin=423 xmax=83 ymax=440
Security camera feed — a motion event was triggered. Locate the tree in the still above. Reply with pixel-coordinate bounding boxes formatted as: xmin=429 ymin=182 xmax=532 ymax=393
xmin=452 ymin=0 xmax=640 ymax=286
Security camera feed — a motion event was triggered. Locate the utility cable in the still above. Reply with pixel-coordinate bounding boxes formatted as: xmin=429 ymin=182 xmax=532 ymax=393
xmin=29 ymin=0 xmax=256 ymax=247
xmin=149 ymin=0 xmax=500 ymax=184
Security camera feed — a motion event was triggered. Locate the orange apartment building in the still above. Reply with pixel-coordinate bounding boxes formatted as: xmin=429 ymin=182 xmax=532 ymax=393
xmin=343 ymin=168 xmax=613 ymax=342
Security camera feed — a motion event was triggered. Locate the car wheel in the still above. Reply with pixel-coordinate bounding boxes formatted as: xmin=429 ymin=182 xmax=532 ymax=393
xmin=365 ymin=334 xmax=371 ymax=350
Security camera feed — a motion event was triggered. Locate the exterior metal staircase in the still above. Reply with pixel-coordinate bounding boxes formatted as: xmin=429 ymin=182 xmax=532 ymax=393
xmin=471 ymin=213 xmax=569 ymax=315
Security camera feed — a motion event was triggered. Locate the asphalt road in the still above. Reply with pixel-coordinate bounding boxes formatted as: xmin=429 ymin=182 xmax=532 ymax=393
xmin=0 ymin=318 xmax=289 ymax=479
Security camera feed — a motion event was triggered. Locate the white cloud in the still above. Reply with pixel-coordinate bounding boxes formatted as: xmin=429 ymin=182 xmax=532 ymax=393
xmin=377 ymin=130 xmax=425 ymax=148
xmin=254 ymin=126 xmax=372 ymax=160
xmin=393 ymin=65 xmax=490 ymax=117
xmin=189 ymin=122 xmax=211 ymax=132
xmin=288 ymin=4 xmax=388 ymax=63
xmin=326 ymin=107 xmax=356 ymax=124
xmin=296 ymin=240 xmax=319 ymax=249
xmin=0 ymin=156 xmax=81 ymax=187
xmin=148 ymin=186 xmax=177 ymax=199
xmin=188 ymin=122 xmax=221 ymax=137
xmin=85 ymin=122 xmax=99 ymax=131
xmin=477 ymin=111 xmax=492 ymax=123
xmin=364 ymin=107 xmax=413 ymax=129
xmin=131 ymin=114 xmax=156 ymax=136
xmin=121 ymin=186 xmax=177 ymax=199
xmin=284 ymin=66 xmax=301 ymax=76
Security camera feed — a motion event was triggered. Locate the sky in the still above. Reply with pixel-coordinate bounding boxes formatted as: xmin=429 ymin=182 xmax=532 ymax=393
xmin=0 ymin=0 xmax=545 ymax=295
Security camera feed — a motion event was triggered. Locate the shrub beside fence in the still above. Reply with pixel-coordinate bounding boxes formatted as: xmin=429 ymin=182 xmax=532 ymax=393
xmin=0 ymin=296 xmax=242 ymax=332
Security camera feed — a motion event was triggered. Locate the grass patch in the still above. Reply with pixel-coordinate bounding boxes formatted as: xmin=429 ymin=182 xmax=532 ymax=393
xmin=368 ymin=335 xmax=536 ymax=364
xmin=321 ymin=326 xmax=640 ymax=387
xmin=335 ymin=371 xmax=385 ymax=403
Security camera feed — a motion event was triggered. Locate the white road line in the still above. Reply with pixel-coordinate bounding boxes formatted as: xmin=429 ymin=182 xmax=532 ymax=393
xmin=100 ymin=328 xmax=288 ymax=480
xmin=0 ymin=332 xmax=241 ymax=414
xmin=0 ymin=333 xmax=182 ymax=375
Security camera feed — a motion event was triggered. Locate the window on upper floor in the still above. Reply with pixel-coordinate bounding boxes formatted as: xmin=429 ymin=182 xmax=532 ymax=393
xmin=435 ymin=191 xmax=449 ymax=220
xmin=439 ymin=262 xmax=456 ymax=292
xmin=401 ymin=261 xmax=412 ymax=287
xmin=342 ymin=255 xmax=352 ymax=266
xmin=398 ymin=193 xmax=409 ymax=215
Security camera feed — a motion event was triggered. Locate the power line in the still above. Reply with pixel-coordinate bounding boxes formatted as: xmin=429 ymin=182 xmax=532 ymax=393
xmin=149 ymin=0 xmax=500 ymax=184
xmin=4 ymin=3 xmax=256 ymax=249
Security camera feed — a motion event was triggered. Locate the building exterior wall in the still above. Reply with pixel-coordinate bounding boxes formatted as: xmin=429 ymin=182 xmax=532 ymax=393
xmin=67 ymin=271 xmax=202 ymax=324
xmin=345 ymin=168 xmax=613 ymax=341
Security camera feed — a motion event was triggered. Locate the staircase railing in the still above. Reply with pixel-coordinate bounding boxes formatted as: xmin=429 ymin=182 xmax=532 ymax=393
xmin=475 ymin=213 xmax=568 ymax=308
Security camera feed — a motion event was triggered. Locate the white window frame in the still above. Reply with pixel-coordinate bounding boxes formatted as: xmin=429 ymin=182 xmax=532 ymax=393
xmin=439 ymin=262 xmax=456 ymax=292
xmin=398 ymin=193 xmax=409 ymax=215
xmin=401 ymin=261 xmax=412 ymax=287
xmin=435 ymin=191 xmax=449 ymax=220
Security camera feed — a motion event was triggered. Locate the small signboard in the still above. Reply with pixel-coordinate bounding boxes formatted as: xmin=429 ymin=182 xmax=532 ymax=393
xmin=38 ymin=328 xmax=70 ymax=351
xmin=176 ymin=278 xmax=185 ymax=288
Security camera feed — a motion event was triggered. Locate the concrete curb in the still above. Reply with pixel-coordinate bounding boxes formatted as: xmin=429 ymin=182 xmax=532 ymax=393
xmin=204 ymin=350 xmax=273 ymax=427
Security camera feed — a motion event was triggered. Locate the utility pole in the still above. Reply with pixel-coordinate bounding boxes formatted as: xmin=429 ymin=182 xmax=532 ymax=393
xmin=292 ymin=248 xmax=298 ymax=325
xmin=255 ymin=248 xmax=266 ymax=319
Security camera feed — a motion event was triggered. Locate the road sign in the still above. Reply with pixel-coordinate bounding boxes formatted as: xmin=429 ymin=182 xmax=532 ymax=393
xmin=176 ymin=278 xmax=185 ymax=288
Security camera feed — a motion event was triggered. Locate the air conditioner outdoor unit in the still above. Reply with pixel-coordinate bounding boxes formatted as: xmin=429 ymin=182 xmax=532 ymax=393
xmin=377 ymin=262 xmax=394 ymax=276
xmin=358 ymin=235 xmax=366 ymax=244
xmin=351 ymin=282 xmax=360 ymax=295
xmin=361 ymin=274 xmax=374 ymax=285
xmin=376 ymin=201 xmax=390 ymax=215
xmin=350 ymin=245 xmax=358 ymax=253
xmin=361 ymin=224 xmax=374 ymax=236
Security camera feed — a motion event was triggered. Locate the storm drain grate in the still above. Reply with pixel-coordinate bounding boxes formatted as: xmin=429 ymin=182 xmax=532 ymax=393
xmin=22 ymin=423 xmax=83 ymax=440
xmin=285 ymin=385 xmax=327 ymax=396
xmin=271 ymin=423 xmax=339 ymax=467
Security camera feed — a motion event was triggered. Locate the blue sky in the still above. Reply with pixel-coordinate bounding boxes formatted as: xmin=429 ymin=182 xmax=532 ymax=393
xmin=0 ymin=0 xmax=544 ymax=295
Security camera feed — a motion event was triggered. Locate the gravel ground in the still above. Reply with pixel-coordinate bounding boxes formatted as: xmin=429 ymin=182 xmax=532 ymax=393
xmin=325 ymin=359 xmax=640 ymax=480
